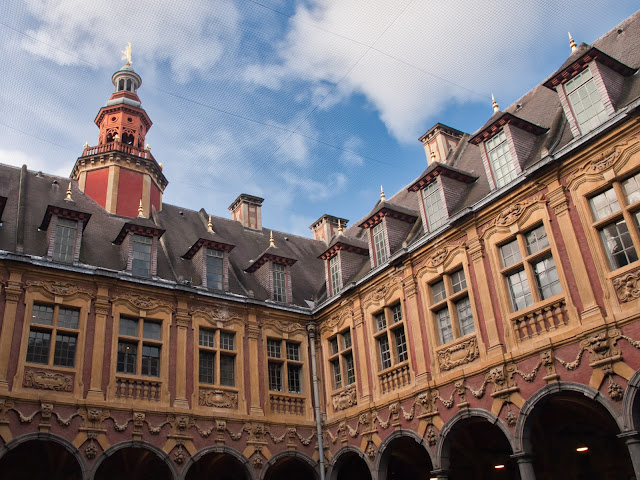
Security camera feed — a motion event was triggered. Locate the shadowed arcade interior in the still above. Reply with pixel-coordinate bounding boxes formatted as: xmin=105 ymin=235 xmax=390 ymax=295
xmin=185 ymin=451 xmax=251 ymax=480
xmin=263 ymin=455 xmax=318 ymax=480
xmin=0 ymin=439 xmax=82 ymax=480
xmin=94 ymin=446 xmax=173 ymax=480
xmin=331 ymin=450 xmax=372 ymax=480
xmin=379 ymin=435 xmax=433 ymax=480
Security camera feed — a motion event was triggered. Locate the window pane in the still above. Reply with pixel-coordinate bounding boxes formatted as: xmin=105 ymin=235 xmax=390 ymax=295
xmin=422 ymin=179 xmax=447 ymax=231
xmin=199 ymin=328 xmax=216 ymax=347
xmin=391 ymin=304 xmax=403 ymax=324
xmin=132 ymin=235 xmax=152 ymax=277
xmin=590 ymin=188 xmax=621 ymax=221
xmin=57 ymin=307 xmax=79 ymax=329
xmin=220 ymin=332 xmax=235 ymax=351
xmin=199 ymin=351 xmax=215 ymax=384
xmin=507 ymin=270 xmax=533 ymax=311
xmin=119 ymin=317 xmax=138 ymax=337
xmin=342 ymin=330 xmax=352 ymax=349
xmin=143 ymin=321 xmax=161 ymax=340
xmin=525 ymin=225 xmax=550 ymax=254
xmin=500 ymin=239 xmax=522 ymax=267
xmin=565 ymin=67 xmax=607 ymax=134
xmin=26 ymin=330 xmax=51 ymax=364
xmin=117 ymin=341 xmax=137 ymax=374
xmin=53 ymin=334 xmax=77 ymax=367
xmin=206 ymin=249 xmax=224 ymax=290
xmin=344 ymin=353 xmax=356 ymax=385
xmin=372 ymin=222 xmax=389 ymax=265
xmin=623 ymin=172 xmax=640 ymax=205
xmin=436 ymin=309 xmax=453 ymax=344
xmin=267 ymin=339 xmax=281 ymax=358
xmin=456 ymin=297 xmax=475 ymax=336
xmin=220 ymin=355 xmax=235 ymax=386
xmin=141 ymin=345 xmax=160 ymax=376
xmin=451 ymin=270 xmax=467 ymax=293
xmin=534 ymin=256 xmax=562 ymax=299
xmin=268 ymin=362 xmax=282 ymax=391
xmin=329 ymin=255 xmax=341 ymax=295
xmin=332 ymin=360 xmax=342 ymax=389
xmin=375 ymin=312 xmax=387 ymax=332
xmin=600 ymin=219 xmax=638 ymax=269
xmin=288 ymin=365 xmax=302 ymax=393
xmin=53 ymin=218 xmax=77 ymax=262
xmin=378 ymin=334 xmax=391 ymax=370
xmin=486 ymin=130 xmax=517 ymax=187
xmin=329 ymin=337 xmax=339 ymax=355
xmin=394 ymin=326 xmax=408 ymax=363
xmin=286 ymin=342 xmax=300 ymax=361
xmin=432 ymin=280 xmax=446 ymax=303
xmin=273 ymin=264 xmax=287 ymax=302
xmin=32 ymin=304 xmax=54 ymax=326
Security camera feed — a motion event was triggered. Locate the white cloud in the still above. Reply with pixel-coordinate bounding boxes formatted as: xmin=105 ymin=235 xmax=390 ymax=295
xmin=0 ymin=148 xmax=72 ymax=177
xmin=340 ymin=135 xmax=364 ymax=166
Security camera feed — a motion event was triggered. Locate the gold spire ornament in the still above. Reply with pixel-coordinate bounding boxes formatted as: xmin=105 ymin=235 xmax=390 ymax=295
xmin=138 ymin=199 xmax=144 ymax=217
xmin=338 ymin=219 xmax=344 ymax=235
xmin=121 ymin=41 xmax=132 ymax=66
xmin=269 ymin=231 xmax=275 ymax=247
xmin=430 ymin=150 xmax=437 ymax=162
xmin=83 ymin=141 xmax=89 ymax=149
xmin=207 ymin=215 xmax=214 ymax=232
xmin=568 ymin=32 xmax=577 ymax=52
xmin=65 ymin=182 xmax=73 ymax=201
xmin=380 ymin=185 xmax=386 ymax=201
xmin=492 ymin=94 xmax=499 ymax=113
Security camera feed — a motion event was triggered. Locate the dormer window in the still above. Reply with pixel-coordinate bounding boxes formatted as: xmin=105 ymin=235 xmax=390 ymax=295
xmin=319 ymin=238 xmax=369 ymax=298
xmin=206 ymin=249 xmax=224 ymax=290
xmin=53 ymin=218 xmax=78 ymax=262
xmin=131 ymin=234 xmax=152 ymax=277
xmin=564 ymin=66 xmax=608 ymax=134
xmin=421 ymin=179 xmax=447 ymax=230
xmin=273 ymin=264 xmax=287 ymax=302
xmin=244 ymin=246 xmax=296 ymax=303
xmin=113 ymin=223 xmax=165 ymax=278
xmin=40 ymin=205 xmax=91 ymax=264
xmin=485 ymin=130 xmax=517 ymax=188
xmin=372 ymin=222 xmax=389 ymax=265
xmin=329 ymin=255 xmax=342 ymax=295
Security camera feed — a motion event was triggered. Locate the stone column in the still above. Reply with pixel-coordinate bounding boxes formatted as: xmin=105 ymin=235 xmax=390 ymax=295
xmin=401 ymin=272 xmax=428 ymax=384
xmin=246 ymin=310 xmax=263 ymax=416
xmin=618 ymin=431 xmax=640 ymax=478
xmin=173 ymin=299 xmax=190 ymax=409
xmin=429 ymin=469 xmax=449 ymax=479
xmin=511 ymin=452 xmax=536 ymax=480
xmin=0 ymin=272 xmax=23 ymax=392
xmin=87 ymin=286 xmax=110 ymax=401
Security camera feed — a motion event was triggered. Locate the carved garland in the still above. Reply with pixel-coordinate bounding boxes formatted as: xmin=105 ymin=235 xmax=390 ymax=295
xmin=112 ymin=292 xmax=174 ymax=312
xmin=480 ymin=196 xmax=544 ymax=238
xmin=190 ymin=306 xmax=244 ymax=324
xmin=25 ymin=280 xmax=93 ymax=298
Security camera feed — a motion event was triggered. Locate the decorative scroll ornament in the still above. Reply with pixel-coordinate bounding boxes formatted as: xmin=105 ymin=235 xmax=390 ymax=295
xmin=26 ymin=280 xmax=93 ymax=298
xmin=612 ymin=268 xmax=640 ymax=302
xmin=332 ymin=385 xmax=357 ymax=411
xmin=362 ymin=279 xmax=400 ymax=309
xmin=481 ymin=196 xmax=542 ymax=237
xmin=263 ymin=319 xmax=306 ymax=334
xmin=23 ymin=369 xmax=73 ymax=391
xmin=321 ymin=307 xmax=353 ymax=333
xmin=190 ymin=306 xmax=243 ymax=324
xmin=426 ymin=239 xmax=466 ymax=269
xmin=437 ymin=336 xmax=479 ymax=371
xmin=198 ymin=388 xmax=238 ymax=409
xmin=112 ymin=292 xmax=173 ymax=311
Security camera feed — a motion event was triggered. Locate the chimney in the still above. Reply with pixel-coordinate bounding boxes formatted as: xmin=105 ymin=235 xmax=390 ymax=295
xmin=309 ymin=215 xmax=348 ymax=243
xmin=419 ymin=123 xmax=465 ymax=165
xmin=228 ymin=194 xmax=264 ymax=230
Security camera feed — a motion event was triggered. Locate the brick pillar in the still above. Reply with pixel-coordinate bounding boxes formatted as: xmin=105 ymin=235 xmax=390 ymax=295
xmin=0 ymin=272 xmax=23 ymax=392
xmin=87 ymin=287 xmax=110 ymax=401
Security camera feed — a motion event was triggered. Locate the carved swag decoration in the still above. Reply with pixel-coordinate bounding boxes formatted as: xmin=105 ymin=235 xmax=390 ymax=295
xmin=437 ymin=336 xmax=479 ymax=371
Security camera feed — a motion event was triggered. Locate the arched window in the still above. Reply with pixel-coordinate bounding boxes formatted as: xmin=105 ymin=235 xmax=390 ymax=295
xmin=118 ymin=79 xmax=124 ymax=91
xmin=126 ymin=79 xmax=132 ymax=91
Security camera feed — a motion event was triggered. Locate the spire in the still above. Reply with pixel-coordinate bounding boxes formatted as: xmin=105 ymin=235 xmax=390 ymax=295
xmin=65 ymin=182 xmax=73 ymax=201
xmin=568 ymin=32 xmax=577 ymax=52
xmin=380 ymin=185 xmax=386 ymax=201
xmin=138 ymin=199 xmax=144 ymax=217
xmin=207 ymin=215 xmax=214 ymax=232
xmin=430 ymin=150 xmax=436 ymax=162
xmin=492 ymin=94 xmax=499 ymax=113
xmin=269 ymin=231 xmax=275 ymax=247
xmin=337 ymin=219 xmax=344 ymax=235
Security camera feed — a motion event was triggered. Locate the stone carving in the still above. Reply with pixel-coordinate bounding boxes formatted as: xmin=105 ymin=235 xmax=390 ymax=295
xmin=199 ymin=389 xmax=238 ymax=409
xmin=428 ymin=246 xmax=451 ymax=268
xmin=263 ymin=319 xmax=306 ymax=334
xmin=26 ymin=280 xmax=93 ymax=298
xmin=362 ymin=281 xmax=397 ymax=309
xmin=321 ymin=308 xmax=353 ymax=332
xmin=174 ymin=442 xmax=186 ymax=464
xmin=113 ymin=292 xmax=173 ymax=311
xmin=506 ymin=410 xmax=517 ymax=427
xmin=24 ymin=369 xmax=73 ymax=391
xmin=608 ymin=377 xmax=624 ymax=401
xmin=190 ymin=306 xmax=243 ymax=324
xmin=612 ymin=268 xmax=640 ymax=303
xmin=426 ymin=427 xmax=437 ymax=446
xmin=591 ymin=150 xmax=621 ymax=172
xmin=556 ymin=328 xmax=621 ymax=370
xmin=366 ymin=441 xmax=376 ymax=459
xmin=332 ymin=385 xmax=357 ymax=411
xmin=78 ymin=407 xmax=110 ymax=429
xmin=437 ymin=336 xmax=479 ymax=371
xmin=85 ymin=432 xmax=98 ymax=459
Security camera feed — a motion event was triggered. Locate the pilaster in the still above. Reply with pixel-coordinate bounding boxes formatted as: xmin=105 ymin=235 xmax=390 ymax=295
xmin=87 ymin=286 xmax=110 ymax=401
xmin=174 ymin=299 xmax=190 ymax=409
xmin=0 ymin=272 xmax=23 ymax=392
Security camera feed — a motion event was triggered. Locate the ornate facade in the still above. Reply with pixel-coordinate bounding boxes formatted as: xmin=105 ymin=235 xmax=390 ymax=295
xmin=2 ymin=12 xmax=640 ymax=480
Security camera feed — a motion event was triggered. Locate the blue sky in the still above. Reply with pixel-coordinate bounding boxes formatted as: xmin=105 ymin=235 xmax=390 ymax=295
xmin=1 ymin=1 xmax=638 ymax=237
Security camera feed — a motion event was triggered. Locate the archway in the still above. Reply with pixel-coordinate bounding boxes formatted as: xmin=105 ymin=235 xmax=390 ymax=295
xmin=94 ymin=443 xmax=175 ymax=480
xmin=439 ymin=412 xmax=517 ymax=480
xmin=376 ymin=431 xmax=433 ymax=480
xmin=522 ymin=388 xmax=634 ymax=479
xmin=329 ymin=447 xmax=372 ymax=480
xmin=262 ymin=452 xmax=319 ymax=480
xmin=184 ymin=448 xmax=253 ymax=480
xmin=0 ymin=436 xmax=84 ymax=480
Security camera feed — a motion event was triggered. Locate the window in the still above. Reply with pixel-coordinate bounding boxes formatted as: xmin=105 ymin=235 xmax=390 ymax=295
xmin=589 ymin=173 xmax=640 ymax=270
xmin=372 ymin=222 xmax=389 ymax=265
xmin=267 ymin=338 xmax=303 ymax=394
xmin=422 ymin=179 xmax=447 ymax=231
xmin=117 ymin=316 xmax=162 ymax=376
xmin=485 ymin=130 xmax=517 ymax=188
xmin=131 ymin=234 xmax=152 ymax=277
xmin=498 ymin=224 xmax=562 ymax=312
xmin=206 ymin=249 xmax=224 ymax=290
xmin=52 ymin=218 xmax=78 ymax=262
xmin=430 ymin=269 xmax=475 ymax=344
xmin=273 ymin=264 xmax=287 ymax=302
xmin=373 ymin=304 xmax=408 ymax=371
xmin=564 ymin=66 xmax=608 ymax=134
xmin=329 ymin=255 xmax=342 ymax=296
xmin=198 ymin=328 xmax=236 ymax=387
xmin=328 ymin=329 xmax=355 ymax=390
xmin=26 ymin=303 xmax=79 ymax=368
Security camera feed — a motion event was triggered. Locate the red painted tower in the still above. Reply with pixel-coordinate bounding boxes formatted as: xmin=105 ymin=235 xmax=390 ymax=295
xmin=70 ymin=53 xmax=167 ymax=217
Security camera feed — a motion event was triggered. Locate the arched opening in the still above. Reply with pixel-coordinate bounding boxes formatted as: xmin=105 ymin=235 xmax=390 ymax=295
xmin=118 ymin=79 xmax=125 ymax=91
xmin=330 ymin=450 xmax=371 ymax=480
xmin=106 ymin=131 xmax=115 ymax=143
xmin=122 ymin=132 xmax=135 ymax=145
xmin=263 ymin=455 xmax=318 ymax=480
xmin=0 ymin=438 xmax=82 ymax=480
xmin=442 ymin=416 xmax=517 ymax=480
xmin=525 ymin=391 xmax=634 ymax=479
xmin=378 ymin=435 xmax=433 ymax=480
xmin=94 ymin=446 xmax=174 ymax=480
xmin=126 ymin=79 xmax=132 ymax=91
xmin=185 ymin=451 xmax=251 ymax=480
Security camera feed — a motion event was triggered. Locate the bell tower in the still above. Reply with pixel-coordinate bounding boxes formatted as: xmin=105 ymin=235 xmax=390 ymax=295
xmin=70 ymin=44 xmax=167 ymax=218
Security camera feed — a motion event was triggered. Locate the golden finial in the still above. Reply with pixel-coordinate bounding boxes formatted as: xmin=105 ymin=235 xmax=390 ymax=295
xmin=113 ymin=133 xmax=120 ymax=142
xmin=121 ymin=41 xmax=132 ymax=66
xmin=145 ymin=144 xmax=151 ymax=151
xmin=568 ymin=32 xmax=577 ymax=52
xmin=337 ymin=219 xmax=344 ymax=235
xmin=83 ymin=141 xmax=89 ymax=149
xmin=269 ymin=231 xmax=275 ymax=247
xmin=138 ymin=199 xmax=144 ymax=217
xmin=430 ymin=150 xmax=437 ymax=162
xmin=65 ymin=182 xmax=73 ymax=201
xmin=380 ymin=185 xmax=386 ymax=201
xmin=207 ymin=215 xmax=214 ymax=232
xmin=492 ymin=94 xmax=499 ymax=113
